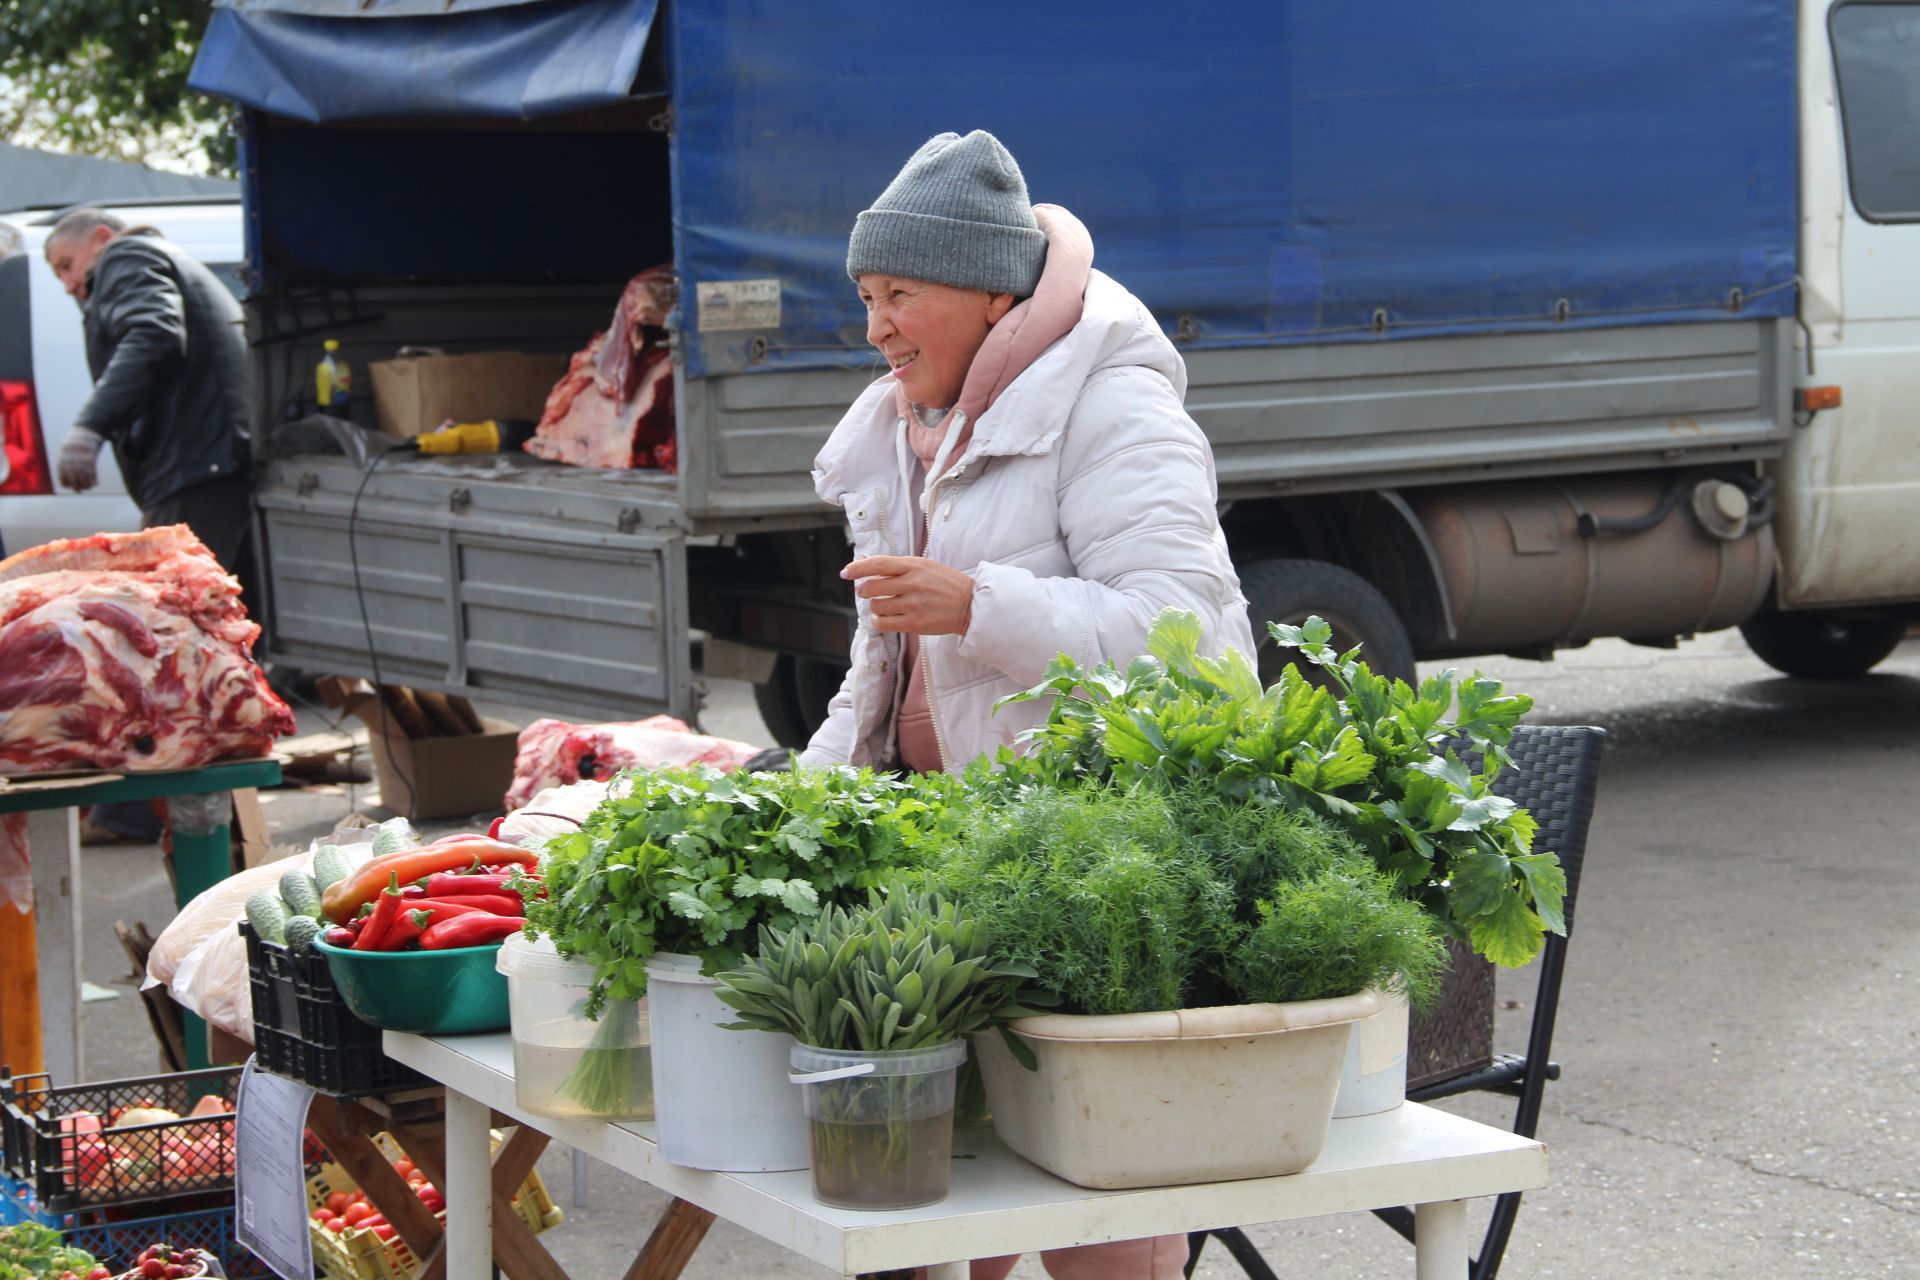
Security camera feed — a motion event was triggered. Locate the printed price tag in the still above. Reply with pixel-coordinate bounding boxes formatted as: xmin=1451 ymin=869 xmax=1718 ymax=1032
xmin=233 ymin=1059 xmax=316 ymax=1280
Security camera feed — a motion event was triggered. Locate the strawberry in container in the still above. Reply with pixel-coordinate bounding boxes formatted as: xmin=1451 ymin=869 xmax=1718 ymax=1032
xmin=115 ymin=1243 xmax=214 ymax=1279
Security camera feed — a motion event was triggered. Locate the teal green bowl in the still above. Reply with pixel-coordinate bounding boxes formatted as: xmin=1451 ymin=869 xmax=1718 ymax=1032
xmin=314 ymin=938 xmax=510 ymax=1034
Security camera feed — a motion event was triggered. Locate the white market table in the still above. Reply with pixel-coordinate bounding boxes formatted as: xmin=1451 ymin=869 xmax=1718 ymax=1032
xmin=383 ymin=1031 xmax=1545 ymax=1279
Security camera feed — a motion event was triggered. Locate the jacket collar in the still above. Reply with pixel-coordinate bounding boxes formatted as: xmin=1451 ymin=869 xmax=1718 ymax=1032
xmin=815 ymin=270 xmax=1184 ymax=505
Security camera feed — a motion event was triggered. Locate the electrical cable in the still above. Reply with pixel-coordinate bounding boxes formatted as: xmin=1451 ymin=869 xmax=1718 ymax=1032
xmin=347 ymin=447 xmax=416 ymax=816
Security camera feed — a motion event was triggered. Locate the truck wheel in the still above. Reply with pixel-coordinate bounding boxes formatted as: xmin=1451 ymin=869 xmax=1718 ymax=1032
xmin=1241 ymin=558 xmax=1416 ymax=686
xmin=753 ymin=655 xmax=849 ymax=749
xmin=1738 ymin=607 xmax=1907 ymax=678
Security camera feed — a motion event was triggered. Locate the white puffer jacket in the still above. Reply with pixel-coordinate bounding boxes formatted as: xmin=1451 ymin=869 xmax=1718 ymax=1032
xmin=799 ymin=270 xmax=1255 ymax=771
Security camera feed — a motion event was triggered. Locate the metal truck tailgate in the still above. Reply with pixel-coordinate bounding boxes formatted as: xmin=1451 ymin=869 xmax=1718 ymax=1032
xmin=255 ymin=454 xmax=692 ymax=722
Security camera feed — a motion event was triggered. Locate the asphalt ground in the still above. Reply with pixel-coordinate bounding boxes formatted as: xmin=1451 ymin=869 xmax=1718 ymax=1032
xmin=62 ymin=630 xmax=1920 ymax=1278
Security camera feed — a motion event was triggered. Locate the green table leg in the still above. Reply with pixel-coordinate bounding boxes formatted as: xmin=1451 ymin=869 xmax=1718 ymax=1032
xmin=171 ymin=816 xmax=233 ymax=1071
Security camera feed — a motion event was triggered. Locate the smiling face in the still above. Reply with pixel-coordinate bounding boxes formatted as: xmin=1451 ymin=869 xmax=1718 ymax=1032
xmin=858 ymin=274 xmax=1013 ymax=409
xmin=45 ymin=225 xmax=116 ymax=302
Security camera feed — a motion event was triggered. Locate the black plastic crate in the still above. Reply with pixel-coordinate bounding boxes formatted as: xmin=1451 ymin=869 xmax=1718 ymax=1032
xmin=1 ymin=1066 xmax=241 ymax=1212
xmin=241 ymin=922 xmax=428 ymax=1098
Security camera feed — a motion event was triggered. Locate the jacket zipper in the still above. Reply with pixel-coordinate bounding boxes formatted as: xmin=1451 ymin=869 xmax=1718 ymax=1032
xmin=871 ymin=485 xmax=909 ymax=767
xmin=917 ymin=467 xmax=960 ymax=774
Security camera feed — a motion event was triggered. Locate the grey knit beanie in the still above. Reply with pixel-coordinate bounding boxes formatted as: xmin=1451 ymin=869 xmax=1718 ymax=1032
xmin=847 ymin=130 xmax=1047 ymax=297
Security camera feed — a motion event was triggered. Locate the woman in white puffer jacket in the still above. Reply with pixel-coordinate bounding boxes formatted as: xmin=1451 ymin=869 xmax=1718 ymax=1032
xmin=800 ymin=130 xmax=1252 ymax=786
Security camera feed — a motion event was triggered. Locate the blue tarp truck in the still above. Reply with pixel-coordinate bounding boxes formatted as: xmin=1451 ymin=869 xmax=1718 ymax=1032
xmin=192 ymin=0 xmax=1920 ymax=744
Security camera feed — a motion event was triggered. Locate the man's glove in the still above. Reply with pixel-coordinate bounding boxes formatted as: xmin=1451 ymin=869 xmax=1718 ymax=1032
xmin=742 ymin=747 xmax=794 ymax=774
xmin=56 ymin=427 xmax=104 ymax=491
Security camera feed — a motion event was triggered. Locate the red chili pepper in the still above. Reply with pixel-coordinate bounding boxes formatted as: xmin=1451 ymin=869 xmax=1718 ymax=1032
xmin=324 ymin=926 xmax=356 ymax=947
xmin=423 ymin=872 xmax=515 ymax=897
xmin=405 ymin=899 xmax=486 ymax=930
xmin=353 ymin=874 xmax=406 ymax=951
xmin=487 ymin=816 xmax=505 ymax=839
xmin=419 ymin=915 xmax=525 ymax=950
xmin=383 ymin=908 xmax=431 ymax=951
xmin=424 ymin=892 xmax=524 ymax=917
xmin=321 ymin=839 xmax=537 ymax=923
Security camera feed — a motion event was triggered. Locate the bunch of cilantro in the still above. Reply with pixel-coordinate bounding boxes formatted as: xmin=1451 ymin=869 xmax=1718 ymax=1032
xmin=528 ymin=764 xmax=959 ymax=1017
xmin=998 ymin=610 xmax=1566 ymax=969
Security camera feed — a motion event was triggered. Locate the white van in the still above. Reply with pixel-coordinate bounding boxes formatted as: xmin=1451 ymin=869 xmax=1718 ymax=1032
xmin=0 ymin=198 xmax=244 ymax=557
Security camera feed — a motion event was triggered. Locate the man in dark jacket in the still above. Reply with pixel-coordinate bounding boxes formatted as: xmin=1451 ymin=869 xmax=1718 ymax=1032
xmin=45 ymin=208 xmax=256 ymax=843
xmin=45 ymin=207 xmax=254 ymax=579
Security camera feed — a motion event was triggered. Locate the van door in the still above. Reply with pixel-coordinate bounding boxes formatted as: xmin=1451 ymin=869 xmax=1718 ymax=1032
xmin=1778 ymin=0 xmax=1920 ymax=607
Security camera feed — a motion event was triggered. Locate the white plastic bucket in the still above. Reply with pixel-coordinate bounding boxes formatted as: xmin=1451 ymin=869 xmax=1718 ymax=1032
xmin=1333 ymin=987 xmax=1409 ymax=1117
xmin=645 ymin=952 xmax=808 ymax=1171
xmin=497 ymin=933 xmax=652 ymax=1121
xmin=789 ymin=1041 xmax=966 ymax=1210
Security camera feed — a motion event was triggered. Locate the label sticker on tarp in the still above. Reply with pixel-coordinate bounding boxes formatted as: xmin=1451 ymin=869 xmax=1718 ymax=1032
xmin=696 ymin=279 xmax=782 ymax=332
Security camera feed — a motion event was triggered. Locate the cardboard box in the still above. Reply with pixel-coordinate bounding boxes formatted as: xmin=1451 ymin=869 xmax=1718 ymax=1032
xmin=365 ymin=714 xmax=519 ymax=821
xmin=318 ymin=681 xmax=520 ymax=821
xmin=368 ymin=350 xmax=570 ymax=439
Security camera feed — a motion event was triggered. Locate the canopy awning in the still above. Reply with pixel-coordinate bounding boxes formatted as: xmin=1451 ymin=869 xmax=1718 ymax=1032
xmin=187 ymin=0 xmax=658 ymax=123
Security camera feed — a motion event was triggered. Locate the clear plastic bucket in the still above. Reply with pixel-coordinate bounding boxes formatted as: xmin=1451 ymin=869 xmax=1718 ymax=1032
xmin=788 ymin=1040 xmax=967 ymax=1210
xmin=646 ymin=952 xmax=809 ymax=1171
xmin=497 ymin=933 xmax=652 ymax=1121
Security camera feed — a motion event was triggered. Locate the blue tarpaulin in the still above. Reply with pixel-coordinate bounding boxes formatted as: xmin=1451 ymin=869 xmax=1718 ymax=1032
xmin=190 ymin=0 xmax=1798 ymax=379
xmin=666 ymin=0 xmax=1797 ymax=377
xmin=188 ymin=0 xmax=656 ymax=122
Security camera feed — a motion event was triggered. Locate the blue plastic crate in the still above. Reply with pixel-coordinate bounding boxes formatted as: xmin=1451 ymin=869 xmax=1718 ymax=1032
xmin=63 ymin=1204 xmax=263 ymax=1279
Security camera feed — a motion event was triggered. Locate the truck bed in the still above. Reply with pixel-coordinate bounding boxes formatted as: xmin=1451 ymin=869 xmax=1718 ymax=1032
xmin=255 ymin=452 xmax=698 ymax=722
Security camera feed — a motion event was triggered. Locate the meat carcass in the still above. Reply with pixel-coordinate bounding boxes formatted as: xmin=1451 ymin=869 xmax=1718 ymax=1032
xmin=503 ymin=715 xmax=761 ymax=812
xmin=524 ymin=267 xmax=678 ymax=472
xmin=0 ymin=526 xmax=296 ymax=774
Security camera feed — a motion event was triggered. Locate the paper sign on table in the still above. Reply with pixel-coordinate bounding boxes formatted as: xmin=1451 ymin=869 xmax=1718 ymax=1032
xmin=233 ymin=1058 xmax=316 ymax=1280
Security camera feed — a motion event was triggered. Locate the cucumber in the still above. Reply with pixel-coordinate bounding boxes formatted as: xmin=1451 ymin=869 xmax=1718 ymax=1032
xmin=283 ymin=916 xmax=322 ymax=953
xmin=245 ymin=890 xmax=288 ymax=944
xmin=370 ymin=819 xmax=415 ymax=856
xmin=279 ymin=871 xmax=323 ymax=920
xmin=310 ymin=844 xmax=350 ymax=891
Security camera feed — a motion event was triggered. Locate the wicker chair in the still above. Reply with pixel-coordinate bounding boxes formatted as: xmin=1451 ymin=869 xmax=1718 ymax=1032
xmin=1186 ymin=722 xmax=1607 ymax=1280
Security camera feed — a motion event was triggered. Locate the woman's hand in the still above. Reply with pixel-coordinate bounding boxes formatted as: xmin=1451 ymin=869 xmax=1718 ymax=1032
xmin=844 ymin=555 xmax=975 ymax=636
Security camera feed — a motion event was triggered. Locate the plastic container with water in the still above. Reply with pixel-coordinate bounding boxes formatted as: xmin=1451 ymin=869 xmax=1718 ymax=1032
xmin=497 ymin=933 xmax=652 ymax=1121
xmin=645 ymin=952 xmax=808 ymax=1171
xmin=789 ymin=1040 xmax=967 ymax=1210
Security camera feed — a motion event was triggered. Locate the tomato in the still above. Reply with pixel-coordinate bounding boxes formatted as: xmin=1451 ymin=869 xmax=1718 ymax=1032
xmin=371 ymin=1223 xmax=397 ymax=1241
xmin=325 ymin=1217 xmax=347 ymax=1233
xmin=343 ymin=1202 xmax=374 ymax=1225
xmin=139 ymin=1261 xmax=167 ymax=1279
xmin=393 ymin=1158 xmax=415 ymax=1179
xmin=325 ymin=1190 xmax=350 ymax=1215
xmin=312 ymin=1207 xmax=331 ymax=1222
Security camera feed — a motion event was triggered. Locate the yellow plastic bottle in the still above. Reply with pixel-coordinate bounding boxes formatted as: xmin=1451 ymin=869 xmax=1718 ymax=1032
xmin=315 ymin=339 xmax=353 ymax=417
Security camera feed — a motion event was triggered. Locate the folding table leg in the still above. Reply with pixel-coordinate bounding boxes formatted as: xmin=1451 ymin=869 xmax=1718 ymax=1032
xmin=445 ymin=1091 xmax=495 ymax=1278
xmin=167 ymin=792 xmax=234 ymax=1071
xmin=27 ymin=809 xmax=80 ymax=1084
xmin=1413 ymin=1199 xmax=1469 ymax=1280
xmin=621 ymin=1197 xmax=714 ymax=1280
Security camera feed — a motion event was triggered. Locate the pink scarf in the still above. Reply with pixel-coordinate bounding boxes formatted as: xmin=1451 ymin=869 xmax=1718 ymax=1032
xmin=899 ymin=204 xmax=1096 ymax=468
xmin=894 ymin=205 xmax=1094 ymax=774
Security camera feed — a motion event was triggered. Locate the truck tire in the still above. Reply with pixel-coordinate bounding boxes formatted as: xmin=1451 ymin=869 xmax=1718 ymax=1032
xmin=1241 ymin=558 xmax=1416 ymax=686
xmin=1738 ymin=607 xmax=1907 ymax=678
xmin=753 ymin=655 xmax=849 ymax=749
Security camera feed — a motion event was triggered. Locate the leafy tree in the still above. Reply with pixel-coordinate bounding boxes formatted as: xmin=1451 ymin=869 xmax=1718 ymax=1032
xmin=1 ymin=1 xmax=234 ymax=175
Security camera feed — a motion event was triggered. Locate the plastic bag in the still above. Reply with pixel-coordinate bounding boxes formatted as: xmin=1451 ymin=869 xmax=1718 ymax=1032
xmin=148 ymin=818 xmax=418 ymax=1041
xmin=494 ymin=779 xmax=619 ymax=848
